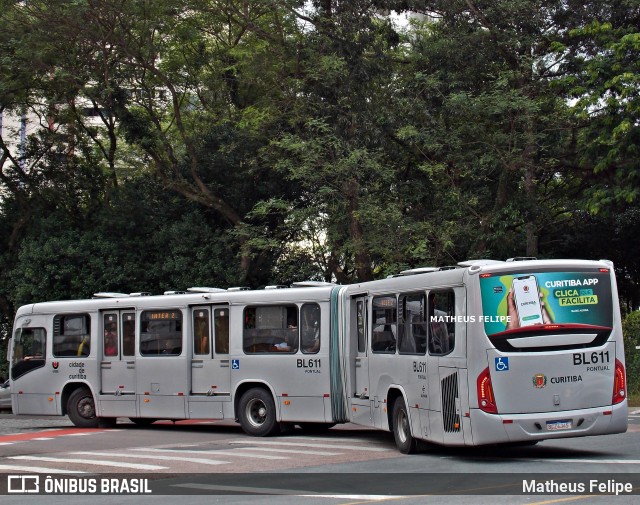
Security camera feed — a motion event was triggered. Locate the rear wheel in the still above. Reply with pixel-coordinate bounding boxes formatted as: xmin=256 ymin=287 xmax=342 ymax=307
xmin=392 ymin=396 xmax=419 ymax=454
xmin=238 ymin=388 xmax=279 ymax=436
xmin=67 ymin=387 xmax=99 ymax=428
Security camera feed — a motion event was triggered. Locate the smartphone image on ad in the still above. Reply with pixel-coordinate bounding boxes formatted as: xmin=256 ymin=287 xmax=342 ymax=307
xmin=512 ymin=275 xmax=543 ymax=327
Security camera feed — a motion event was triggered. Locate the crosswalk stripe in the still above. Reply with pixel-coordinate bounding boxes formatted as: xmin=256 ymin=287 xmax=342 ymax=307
xmin=533 ymin=458 xmax=640 ymax=465
xmin=9 ymin=455 xmax=166 ymax=470
xmin=71 ymin=451 xmax=228 ymax=465
xmin=230 ymin=446 xmax=342 ymax=456
xmin=0 ymin=464 xmax=87 ymax=474
xmin=228 ymin=439 xmax=388 ymax=452
xmin=131 ymin=447 xmax=287 ymax=460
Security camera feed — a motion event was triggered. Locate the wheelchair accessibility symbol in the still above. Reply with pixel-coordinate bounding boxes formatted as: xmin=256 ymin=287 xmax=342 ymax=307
xmin=232 ymin=359 xmax=240 ymax=370
xmin=495 ymin=357 xmax=509 ymax=372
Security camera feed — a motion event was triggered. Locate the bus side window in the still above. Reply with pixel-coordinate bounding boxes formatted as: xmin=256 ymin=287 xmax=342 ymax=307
xmin=243 ymin=305 xmax=299 ymax=354
xmin=140 ymin=310 xmax=182 ymax=356
xmin=372 ymin=295 xmax=397 ymax=353
xmin=301 ymin=303 xmax=320 ymax=354
xmin=428 ymin=291 xmax=455 ymax=356
xmin=398 ymin=293 xmax=427 ymax=355
xmin=53 ymin=314 xmax=91 ymax=357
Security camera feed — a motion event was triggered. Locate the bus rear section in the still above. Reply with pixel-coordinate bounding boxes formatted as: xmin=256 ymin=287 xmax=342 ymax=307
xmin=469 ymin=261 xmax=627 ymax=445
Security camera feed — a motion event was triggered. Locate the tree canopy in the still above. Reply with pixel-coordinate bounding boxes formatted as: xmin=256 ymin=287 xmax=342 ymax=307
xmin=1 ymin=0 xmax=639 ymax=374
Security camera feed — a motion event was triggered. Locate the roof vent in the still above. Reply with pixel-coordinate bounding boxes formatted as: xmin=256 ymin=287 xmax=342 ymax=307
xmin=93 ymin=292 xmax=130 ymax=298
xmin=506 ymin=257 xmax=537 ymax=262
xmin=187 ymin=287 xmax=226 ymax=293
xmin=227 ymin=287 xmax=251 ymax=291
xmin=265 ymin=285 xmax=288 ymax=290
xmin=129 ymin=292 xmax=151 ymax=297
xmin=164 ymin=291 xmax=187 ymax=295
xmin=398 ymin=267 xmax=438 ymax=276
xmin=458 ymin=259 xmax=503 ymax=267
xmin=291 ymin=281 xmax=337 ymax=288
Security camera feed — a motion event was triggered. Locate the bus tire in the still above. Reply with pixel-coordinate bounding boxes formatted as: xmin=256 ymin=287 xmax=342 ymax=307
xmin=67 ymin=387 xmax=99 ymax=428
xmin=238 ymin=388 xmax=279 ymax=437
xmin=392 ymin=396 xmax=419 ymax=454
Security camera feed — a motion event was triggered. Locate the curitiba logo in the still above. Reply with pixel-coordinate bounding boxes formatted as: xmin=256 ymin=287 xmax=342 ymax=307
xmin=532 ymin=373 xmax=547 ymax=388
xmin=52 ymin=362 xmax=59 ymax=370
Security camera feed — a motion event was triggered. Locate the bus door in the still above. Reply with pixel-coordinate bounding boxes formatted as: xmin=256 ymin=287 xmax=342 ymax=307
xmin=428 ymin=289 xmax=467 ymax=446
xmin=350 ymin=296 xmax=372 ymax=425
xmin=99 ymin=311 xmax=137 ymax=417
xmin=190 ymin=305 xmax=231 ymax=419
xmin=100 ymin=311 xmax=136 ymax=394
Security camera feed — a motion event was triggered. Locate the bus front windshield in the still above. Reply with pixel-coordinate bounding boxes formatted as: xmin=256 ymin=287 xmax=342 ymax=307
xmin=479 ymin=270 xmax=613 ymax=336
xmin=11 ymin=327 xmax=46 ymax=380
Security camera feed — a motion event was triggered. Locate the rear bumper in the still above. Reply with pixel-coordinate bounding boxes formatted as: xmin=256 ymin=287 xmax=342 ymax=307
xmin=468 ymin=401 xmax=628 ymax=445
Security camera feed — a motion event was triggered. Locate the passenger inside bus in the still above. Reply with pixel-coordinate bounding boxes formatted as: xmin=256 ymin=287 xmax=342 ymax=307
xmin=104 ymin=322 xmax=118 ymax=357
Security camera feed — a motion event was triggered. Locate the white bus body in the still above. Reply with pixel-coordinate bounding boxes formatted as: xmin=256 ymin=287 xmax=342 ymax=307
xmin=8 ymin=259 xmax=627 ymax=452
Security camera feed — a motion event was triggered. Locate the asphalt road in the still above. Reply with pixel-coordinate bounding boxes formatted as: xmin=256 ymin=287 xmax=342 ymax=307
xmin=1 ymin=410 xmax=639 ymax=504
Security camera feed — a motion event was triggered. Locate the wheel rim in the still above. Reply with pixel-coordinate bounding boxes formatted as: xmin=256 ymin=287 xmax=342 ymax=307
xmin=396 ymin=408 xmax=408 ymax=444
xmin=246 ymin=398 xmax=268 ymax=428
xmin=77 ymin=396 xmax=95 ymax=420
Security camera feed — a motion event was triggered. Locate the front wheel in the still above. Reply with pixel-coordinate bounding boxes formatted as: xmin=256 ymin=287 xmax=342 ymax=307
xmin=238 ymin=388 xmax=279 ymax=436
xmin=67 ymin=387 xmax=99 ymax=428
xmin=392 ymin=396 xmax=419 ymax=454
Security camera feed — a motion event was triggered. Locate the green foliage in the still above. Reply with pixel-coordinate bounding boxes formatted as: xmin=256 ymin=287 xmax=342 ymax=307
xmin=0 ymin=0 xmax=639 ymax=353
xmin=623 ymin=311 xmax=640 ymax=395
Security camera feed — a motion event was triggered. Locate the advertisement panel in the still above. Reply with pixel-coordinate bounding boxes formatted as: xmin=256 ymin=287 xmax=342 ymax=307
xmin=479 ymin=271 xmax=613 ymax=336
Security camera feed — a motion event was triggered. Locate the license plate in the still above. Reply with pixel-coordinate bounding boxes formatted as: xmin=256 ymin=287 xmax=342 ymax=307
xmin=546 ymin=420 xmax=572 ymax=431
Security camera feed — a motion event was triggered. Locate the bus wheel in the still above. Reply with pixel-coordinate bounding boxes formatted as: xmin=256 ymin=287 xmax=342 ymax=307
xmin=238 ymin=388 xmax=279 ymax=436
xmin=392 ymin=397 xmax=419 ymax=454
xmin=67 ymin=387 xmax=99 ymax=428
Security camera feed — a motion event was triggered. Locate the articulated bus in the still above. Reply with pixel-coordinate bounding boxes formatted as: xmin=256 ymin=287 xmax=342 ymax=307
xmin=8 ymin=259 xmax=627 ymax=453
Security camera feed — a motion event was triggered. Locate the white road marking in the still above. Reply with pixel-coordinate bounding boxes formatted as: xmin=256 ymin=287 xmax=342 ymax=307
xmin=9 ymin=455 xmax=166 ymax=470
xmin=533 ymin=458 xmax=640 ymax=465
xmin=230 ymin=446 xmax=342 ymax=456
xmin=32 ymin=437 xmax=55 ymax=441
xmin=131 ymin=447 xmax=287 ymax=460
xmin=172 ymin=483 xmax=399 ymax=499
xmin=0 ymin=464 xmax=87 ymax=474
xmin=228 ymin=439 xmax=388 ymax=452
xmin=71 ymin=451 xmax=228 ymax=466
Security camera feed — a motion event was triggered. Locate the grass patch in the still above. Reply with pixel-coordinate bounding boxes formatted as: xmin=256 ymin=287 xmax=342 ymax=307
xmin=628 ymin=392 xmax=639 ymax=409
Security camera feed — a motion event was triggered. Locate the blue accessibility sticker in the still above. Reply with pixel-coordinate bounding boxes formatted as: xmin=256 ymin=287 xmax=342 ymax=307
xmin=495 ymin=357 xmax=509 ymax=372
xmin=232 ymin=359 xmax=240 ymax=370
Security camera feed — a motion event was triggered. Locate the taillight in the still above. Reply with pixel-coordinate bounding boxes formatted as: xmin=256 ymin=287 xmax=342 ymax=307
xmin=477 ymin=367 xmax=498 ymax=414
xmin=613 ymin=359 xmax=626 ymax=404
